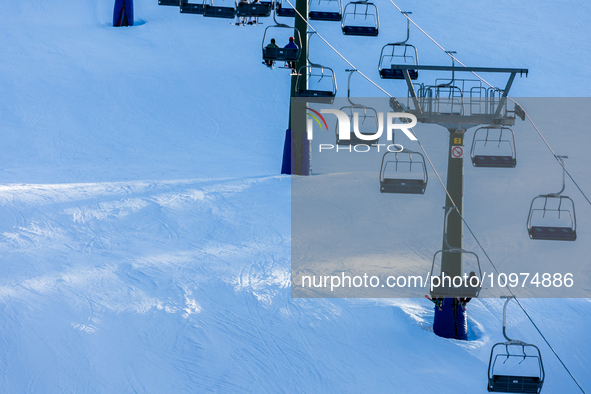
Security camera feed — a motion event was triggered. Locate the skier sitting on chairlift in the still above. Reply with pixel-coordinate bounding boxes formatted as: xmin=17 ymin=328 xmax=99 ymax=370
xmin=265 ymin=38 xmax=279 ymax=68
xmin=237 ymin=0 xmax=256 ymax=25
xmin=284 ymin=37 xmax=298 ymax=71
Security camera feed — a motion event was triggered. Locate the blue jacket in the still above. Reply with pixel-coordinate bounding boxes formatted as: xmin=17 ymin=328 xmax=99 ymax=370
xmin=284 ymin=42 xmax=298 ymax=49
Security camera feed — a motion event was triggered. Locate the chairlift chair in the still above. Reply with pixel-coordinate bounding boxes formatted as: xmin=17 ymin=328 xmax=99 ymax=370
xmin=237 ymin=1 xmax=272 ymax=17
xmin=262 ymin=23 xmax=302 ymax=66
xmin=429 ymin=208 xmax=483 ymax=299
xmin=295 ymin=65 xmax=337 ymax=104
xmin=336 ymin=69 xmax=380 ymax=145
xmin=527 ymin=195 xmax=576 ymax=241
xmin=276 ymin=0 xmax=296 ymax=16
xmin=378 ymin=43 xmax=419 ymax=80
xmin=341 ymin=1 xmax=379 ymax=36
xmin=470 ymin=127 xmax=517 ymax=168
xmin=309 ymin=0 xmax=342 ymax=21
xmin=526 ymin=156 xmax=577 ymax=241
xmin=160 ymin=0 xmax=180 ymax=6
xmin=180 ymin=0 xmax=206 ymax=14
xmin=203 ymin=0 xmax=237 ymax=18
xmin=488 ymin=296 xmax=545 ymax=393
xmin=379 ymin=149 xmax=427 ymax=194
xmin=336 ymin=106 xmax=380 ymax=145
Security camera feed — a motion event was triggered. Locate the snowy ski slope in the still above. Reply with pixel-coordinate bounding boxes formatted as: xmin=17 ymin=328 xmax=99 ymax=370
xmin=0 ymin=0 xmax=590 ymax=393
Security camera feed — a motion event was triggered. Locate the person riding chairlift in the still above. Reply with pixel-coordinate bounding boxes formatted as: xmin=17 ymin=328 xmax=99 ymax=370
xmin=264 ymin=38 xmax=278 ymax=68
xmin=284 ymin=36 xmax=298 ymax=71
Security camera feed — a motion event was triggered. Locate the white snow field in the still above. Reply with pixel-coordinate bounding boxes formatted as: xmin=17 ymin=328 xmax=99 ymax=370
xmin=0 ymin=0 xmax=590 ymax=393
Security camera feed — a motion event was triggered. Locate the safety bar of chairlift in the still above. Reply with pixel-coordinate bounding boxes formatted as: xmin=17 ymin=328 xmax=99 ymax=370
xmin=341 ymin=1 xmax=380 ymax=33
xmin=295 ymin=65 xmax=337 ymax=96
xmin=470 ymin=127 xmax=517 ymax=160
xmin=429 ymin=208 xmax=483 ymax=293
xmin=526 ymin=155 xmax=576 ymax=230
xmin=379 ymin=149 xmax=428 ymax=183
xmin=378 ymin=44 xmax=419 ymax=70
xmin=308 ymin=0 xmax=343 ymax=15
xmin=526 ymin=195 xmax=576 ymax=232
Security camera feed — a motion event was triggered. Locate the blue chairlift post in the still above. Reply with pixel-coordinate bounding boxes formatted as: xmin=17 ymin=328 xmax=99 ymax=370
xmin=488 ymin=296 xmax=545 ymax=393
xmin=470 ymin=126 xmax=517 ymax=168
xmin=527 ymin=155 xmax=577 ymax=241
xmin=341 ymin=0 xmax=379 ymax=36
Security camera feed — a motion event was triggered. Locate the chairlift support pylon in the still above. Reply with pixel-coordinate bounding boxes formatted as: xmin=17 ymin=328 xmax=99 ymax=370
xmin=336 ymin=69 xmax=380 ymax=145
xmin=527 ymin=155 xmax=577 ymax=241
xmin=262 ymin=10 xmax=303 ymax=67
xmin=429 ymin=208 xmax=483 ymax=299
xmin=470 ymin=126 xmax=517 ymax=168
xmin=341 ymin=1 xmax=379 ymax=36
xmin=379 ymin=149 xmax=428 ymax=194
xmin=308 ymin=0 xmax=342 ymax=21
xmin=488 ymin=296 xmax=545 ymax=393
xmin=295 ymin=33 xmax=337 ymax=103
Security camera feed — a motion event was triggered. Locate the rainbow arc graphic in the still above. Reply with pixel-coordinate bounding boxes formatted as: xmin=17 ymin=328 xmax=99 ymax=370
xmin=305 ymin=107 xmax=327 ymax=131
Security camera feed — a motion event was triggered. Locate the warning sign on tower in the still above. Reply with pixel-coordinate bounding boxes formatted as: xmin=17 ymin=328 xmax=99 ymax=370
xmin=451 ymin=146 xmax=464 ymax=159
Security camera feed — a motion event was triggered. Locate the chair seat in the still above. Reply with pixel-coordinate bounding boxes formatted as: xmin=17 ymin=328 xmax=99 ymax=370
xmin=488 ymin=375 xmax=541 ymax=393
xmin=263 ymin=47 xmax=298 ymax=61
xmin=297 ymin=89 xmax=334 ymax=98
xmin=203 ymin=6 xmax=236 ymax=18
xmin=309 ymin=11 xmax=341 ymax=21
xmin=529 ymin=226 xmax=576 ymax=241
xmin=159 ymin=0 xmax=179 ymax=5
xmin=180 ymin=1 xmax=205 ymax=13
xmin=237 ymin=3 xmax=271 ymax=16
xmin=277 ymin=7 xmax=295 ymax=16
xmin=380 ymin=68 xmax=418 ymax=80
xmin=472 ymin=155 xmax=515 ymax=168
xmin=380 ymin=179 xmax=425 ymax=194
xmin=342 ymin=26 xmax=378 ymax=36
